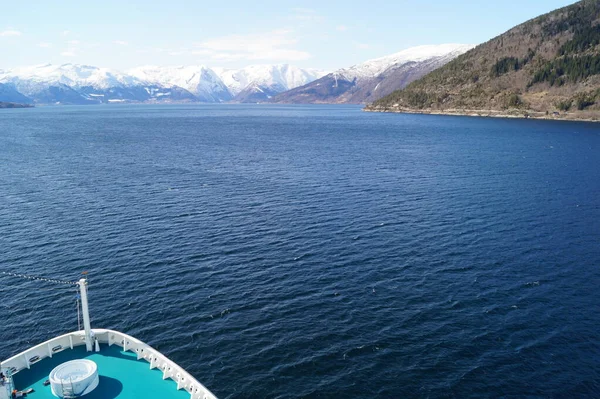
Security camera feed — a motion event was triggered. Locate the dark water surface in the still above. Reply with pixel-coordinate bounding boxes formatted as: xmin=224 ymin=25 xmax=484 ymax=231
xmin=1 ymin=104 xmax=599 ymax=398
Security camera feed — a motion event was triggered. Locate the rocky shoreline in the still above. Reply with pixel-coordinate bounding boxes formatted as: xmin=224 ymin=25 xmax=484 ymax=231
xmin=363 ymin=106 xmax=600 ymax=123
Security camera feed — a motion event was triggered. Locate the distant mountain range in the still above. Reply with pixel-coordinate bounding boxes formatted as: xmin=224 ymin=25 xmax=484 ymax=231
xmin=271 ymin=44 xmax=473 ymax=104
xmin=0 ymin=64 xmax=326 ymax=105
xmin=214 ymin=65 xmax=326 ymax=103
xmin=0 ymin=44 xmax=472 ymax=106
xmin=367 ymin=0 xmax=600 ymax=121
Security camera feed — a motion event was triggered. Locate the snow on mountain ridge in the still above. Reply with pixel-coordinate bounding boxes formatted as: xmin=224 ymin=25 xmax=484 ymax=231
xmin=0 ymin=64 xmax=144 ymax=90
xmin=0 ymin=62 xmax=328 ymax=102
xmin=0 ymin=46 xmax=470 ymax=104
xmin=213 ymin=64 xmax=327 ymax=96
xmin=338 ymin=43 xmax=475 ymax=81
xmin=128 ymin=65 xmax=232 ymax=102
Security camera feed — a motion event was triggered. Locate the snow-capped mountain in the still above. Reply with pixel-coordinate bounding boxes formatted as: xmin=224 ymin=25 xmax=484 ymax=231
xmin=0 ymin=46 xmax=472 ymax=105
xmin=128 ymin=65 xmax=232 ymax=103
xmin=1 ymin=63 xmax=144 ymax=90
xmin=272 ymin=44 xmax=475 ymax=104
xmin=0 ymin=64 xmax=200 ymax=104
xmin=0 ymin=63 xmax=324 ymax=105
xmin=213 ymin=64 xmax=326 ymax=102
xmin=336 ymin=44 xmax=474 ymax=81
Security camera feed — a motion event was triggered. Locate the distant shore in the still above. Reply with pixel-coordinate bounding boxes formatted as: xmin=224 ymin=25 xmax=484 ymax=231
xmin=0 ymin=102 xmax=34 ymax=109
xmin=364 ymin=106 xmax=600 ymax=123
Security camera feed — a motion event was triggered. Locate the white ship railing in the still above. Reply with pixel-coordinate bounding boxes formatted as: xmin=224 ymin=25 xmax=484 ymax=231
xmin=0 ymin=329 xmax=217 ymax=399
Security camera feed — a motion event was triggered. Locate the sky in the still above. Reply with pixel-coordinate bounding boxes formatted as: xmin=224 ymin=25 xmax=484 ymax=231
xmin=0 ymin=0 xmax=577 ymax=71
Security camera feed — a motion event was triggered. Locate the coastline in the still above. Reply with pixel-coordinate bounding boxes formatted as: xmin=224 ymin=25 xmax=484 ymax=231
xmin=363 ymin=106 xmax=600 ymax=123
xmin=0 ymin=102 xmax=34 ymax=109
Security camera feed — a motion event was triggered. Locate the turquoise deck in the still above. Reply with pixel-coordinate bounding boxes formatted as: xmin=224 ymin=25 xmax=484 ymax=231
xmin=12 ymin=345 xmax=190 ymax=399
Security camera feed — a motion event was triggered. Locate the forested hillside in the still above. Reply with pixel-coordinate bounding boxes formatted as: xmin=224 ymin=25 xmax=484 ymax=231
xmin=367 ymin=0 xmax=600 ymax=120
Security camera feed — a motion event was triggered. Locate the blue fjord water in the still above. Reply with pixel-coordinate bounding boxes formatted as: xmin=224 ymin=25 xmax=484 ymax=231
xmin=0 ymin=104 xmax=599 ymax=398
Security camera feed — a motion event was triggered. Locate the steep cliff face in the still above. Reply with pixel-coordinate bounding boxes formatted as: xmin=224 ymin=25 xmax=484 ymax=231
xmin=368 ymin=0 xmax=600 ymax=120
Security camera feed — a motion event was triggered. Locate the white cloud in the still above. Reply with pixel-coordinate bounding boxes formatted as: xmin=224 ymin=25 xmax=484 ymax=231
xmin=290 ymin=8 xmax=323 ymax=22
xmin=336 ymin=25 xmax=348 ymax=32
xmin=38 ymin=42 xmax=52 ymax=48
xmin=62 ymin=30 xmax=70 ymax=36
xmin=136 ymin=46 xmax=166 ymax=54
xmin=61 ymin=45 xmax=79 ymax=57
xmin=0 ymin=30 xmax=22 ymax=37
xmin=191 ymin=49 xmax=213 ymax=56
xmin=113 ymin=40 xmax=128 ymax=46
xmin=291 ymin=7 xmax=316 ymax=13
xmin=209 ymin=52 xmax=246 ymax=62
xmin=194 ymin=30 xmax=311 ymax=62
xmin=60 ymin=39 xmax=80 ymax=56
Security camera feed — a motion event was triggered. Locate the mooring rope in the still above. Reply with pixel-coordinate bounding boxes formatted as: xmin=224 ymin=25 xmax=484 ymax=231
xmin=0 ymin=271 xmax=79 ymax=286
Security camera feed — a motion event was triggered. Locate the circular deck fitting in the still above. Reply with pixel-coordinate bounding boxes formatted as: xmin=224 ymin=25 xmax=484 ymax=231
xmin=49 ymin=359 xmax=99 ymax=398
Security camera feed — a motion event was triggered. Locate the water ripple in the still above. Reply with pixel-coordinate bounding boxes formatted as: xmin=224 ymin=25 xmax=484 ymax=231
xmin=0 ymin=105 xmax=599 ymax=398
